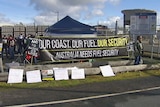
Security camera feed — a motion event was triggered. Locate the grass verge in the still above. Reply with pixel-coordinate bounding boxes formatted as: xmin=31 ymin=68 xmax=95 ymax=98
xmin=0 ymin=69 xmax=160 ymax=90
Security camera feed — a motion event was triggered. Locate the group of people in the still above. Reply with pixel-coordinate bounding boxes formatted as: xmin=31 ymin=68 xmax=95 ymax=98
xmin=2 ymin=34 xmax=30 ymax=61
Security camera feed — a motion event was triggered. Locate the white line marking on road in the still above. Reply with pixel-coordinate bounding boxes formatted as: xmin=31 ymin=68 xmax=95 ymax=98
xmin=5 ymin=86 xmax=160 ymax=107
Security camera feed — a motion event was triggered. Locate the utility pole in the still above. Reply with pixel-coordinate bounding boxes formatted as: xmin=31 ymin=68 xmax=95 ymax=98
xmin=115 ymin=20 xmax=118 ymax=35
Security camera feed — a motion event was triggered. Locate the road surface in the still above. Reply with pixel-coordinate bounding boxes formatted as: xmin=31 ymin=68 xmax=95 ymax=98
xmin=1 ymin=75 xmax=160 ymax=107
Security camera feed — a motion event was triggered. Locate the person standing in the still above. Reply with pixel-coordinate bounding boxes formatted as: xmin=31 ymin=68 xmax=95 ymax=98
xmin=134 ymin=35 xmax=143 ymax=65
xmin=8 ymin=35 xmax=15 ymax=60
xmin=2 ymin=35 xmax=8 ymax=59
xmin=23 ymin=34 xmax=30 ymax=61
xmin=17 ymin=34 xmax=24 ymax=54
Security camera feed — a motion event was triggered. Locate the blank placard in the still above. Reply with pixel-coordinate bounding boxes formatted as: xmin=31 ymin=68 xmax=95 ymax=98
xmin=26 ymin=70 xmax=42 ymax=83
xmin=71 ymin=69 xmax=85 ymax=80
xmin=54 ymin=68 xmax=69 ymax=80
xmin=100 ymin=65 xmax=115 ymax=77
xmin=7 ymin=69 xmax=24 ymax=83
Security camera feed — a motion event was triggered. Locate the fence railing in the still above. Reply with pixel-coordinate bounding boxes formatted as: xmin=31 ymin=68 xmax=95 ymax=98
xmin=1 ymin=25 xmax=49 ymax=37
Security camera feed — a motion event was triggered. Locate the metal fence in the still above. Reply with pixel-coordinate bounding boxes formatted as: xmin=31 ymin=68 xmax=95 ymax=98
xmin=1 ymin=25 xmax=49 ymax=38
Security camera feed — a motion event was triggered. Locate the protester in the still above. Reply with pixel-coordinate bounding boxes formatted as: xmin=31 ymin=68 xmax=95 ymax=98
xmin=2 ymin=35 xmax=8 ymax=59
xmin=17 ymin=34 xmax=24 ymax=54
xmin=134 ymin=35 xmax=143 ymax=65
xmin=8 ymin=35 xmax=15 ymax=60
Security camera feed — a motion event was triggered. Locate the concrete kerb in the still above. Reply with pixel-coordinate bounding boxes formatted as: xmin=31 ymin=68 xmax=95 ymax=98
xmin=85 ymin=63 xmax=160 ymax=75
xmin=0 ymin=72 xmax=8 ymax=82
xmin=1 ymin=60 xmax=160 ymax=82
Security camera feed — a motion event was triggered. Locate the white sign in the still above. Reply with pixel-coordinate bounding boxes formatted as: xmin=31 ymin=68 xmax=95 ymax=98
xmin=126 ymin=41 xmax=134 ymax=52
xmin=100 ymin=65 xmax=115 ymax=77
xmin=71 ymin=69 xmax=85 ymax=80
xmin=54 ymin=68 xmax=69 ymax=80
xmin=7 ymin=69 xmax=24 ymax=83
xmin=26 ymin=70 xmax=42 ymax=83
xmin=130 ymin=13 xmax=157 ymax=35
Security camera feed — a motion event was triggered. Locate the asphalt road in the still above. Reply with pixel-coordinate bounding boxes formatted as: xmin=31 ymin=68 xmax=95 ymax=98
xmin=1 ymin=75 xmax=160 ymax=107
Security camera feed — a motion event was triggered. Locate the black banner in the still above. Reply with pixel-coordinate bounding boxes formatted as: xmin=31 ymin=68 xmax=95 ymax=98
xmin=37 ymin=36 xmax=129 ymax=61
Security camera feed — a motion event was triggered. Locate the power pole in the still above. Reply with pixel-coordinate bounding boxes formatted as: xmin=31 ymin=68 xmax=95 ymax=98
xmin=115 ymin=20 xmax=118 ymax=35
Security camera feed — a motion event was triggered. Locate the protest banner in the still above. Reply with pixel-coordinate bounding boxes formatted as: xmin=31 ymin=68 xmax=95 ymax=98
xmin=38 ymin=36 xmax=128 ymax=61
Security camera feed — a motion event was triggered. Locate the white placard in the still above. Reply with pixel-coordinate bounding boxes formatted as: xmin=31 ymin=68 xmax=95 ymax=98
xmin=7 ymin=69 xmax=24 ymax=83
xmin=100 ymin=65 xmax=115 ymax=77
xmin=54 ymin=68 xmax=69 ymax=80
xmin=26 ymin=70 xmax=42 ymax=83
xmin=71 ymin=69 xmax=85 ymax=80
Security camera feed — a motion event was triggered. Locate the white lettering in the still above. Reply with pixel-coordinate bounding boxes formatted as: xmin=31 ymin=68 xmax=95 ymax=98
xmin=72 ymin=40 xmax=83 ymax=48
xmin=83 ymin=40 xmax=97 ymax=48
xmin=92 ymin=50 xmax=102 ymax=57
xmin=51 ymin=39 xmax=70 ymax=49
xmin=55 ymin=51 xmax=79 ymax=59
xmin=79 ymin=51 xmax=92 ymax=58
xmin=102 ymin=49 xmax=119 ymax=57
xmin=39 ymin=39 xmax=51 ymax=49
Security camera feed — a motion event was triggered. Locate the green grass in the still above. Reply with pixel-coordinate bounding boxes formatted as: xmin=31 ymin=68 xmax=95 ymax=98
xmin=0 ymin=69 xmax=160 ymax=90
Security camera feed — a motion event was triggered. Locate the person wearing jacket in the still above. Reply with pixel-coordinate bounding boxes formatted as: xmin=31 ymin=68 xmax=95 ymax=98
xmin=8 ymin=35 xmax=15 ymax=60
xmin=134 ymin=35 xmax=143 ymax=65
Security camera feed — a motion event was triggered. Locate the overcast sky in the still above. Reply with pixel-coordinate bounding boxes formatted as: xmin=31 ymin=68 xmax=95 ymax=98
xmin=0 ymin=0 xmax=160 ymax=28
